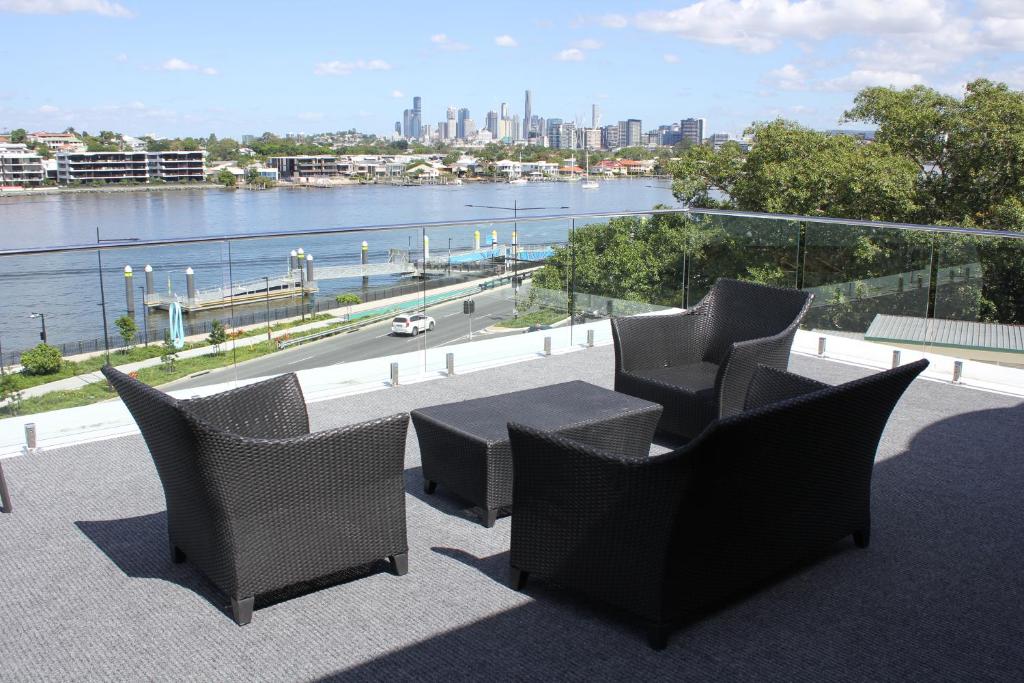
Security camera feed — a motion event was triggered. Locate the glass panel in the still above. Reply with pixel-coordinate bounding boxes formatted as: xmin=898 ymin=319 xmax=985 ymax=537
xmin=685 ymin=213 xmax=802 ymax=306
xmin=929 ymin=232 xmax=1024 ymax=389
xmin=801 ymin=222 xmax=933 ymax=336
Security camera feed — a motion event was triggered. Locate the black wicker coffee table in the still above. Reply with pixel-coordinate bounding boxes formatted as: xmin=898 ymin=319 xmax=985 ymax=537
xmin=411 ymin=380 xmax=662 ymax=527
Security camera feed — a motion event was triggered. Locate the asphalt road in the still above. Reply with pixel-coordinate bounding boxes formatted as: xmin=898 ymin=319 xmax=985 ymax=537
xmin=166 ymin=282 xmax=532 ymax=391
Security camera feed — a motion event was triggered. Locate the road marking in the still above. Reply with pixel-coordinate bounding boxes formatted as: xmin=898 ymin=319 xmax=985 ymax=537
xmin=286 ymin=356 xmax=315 ymax=365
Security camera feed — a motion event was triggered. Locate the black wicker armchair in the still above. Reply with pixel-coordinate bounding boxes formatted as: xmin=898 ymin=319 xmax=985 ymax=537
xmin=101 ymin=366 xmax=410 ymax=625
xmin=508 ymin=359 xmax=928 ymax=649
xmin=611 ymin=278 xmax=813 ymax=439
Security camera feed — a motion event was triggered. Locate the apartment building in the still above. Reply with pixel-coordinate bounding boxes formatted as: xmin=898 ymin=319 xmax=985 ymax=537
xmin=0 ymin=143 xmax=45 ymax=186
xmin=267 ymin=155 xmax=340 ymax=179
xmin=56 ymin=150 xmax=207 ymax=184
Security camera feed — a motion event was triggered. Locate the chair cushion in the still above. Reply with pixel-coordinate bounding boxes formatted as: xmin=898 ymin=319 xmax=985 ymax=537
xmin=628 ymin=361 xmax=720 ymax=393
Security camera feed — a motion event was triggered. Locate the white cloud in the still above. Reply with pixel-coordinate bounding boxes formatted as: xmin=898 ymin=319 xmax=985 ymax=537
xmin=823 ymin=69 xmax=924 ymax=92
xmin=114 ymin=52 xmax=128 ymax=62
xmin=981 ymin=16 xmax=1024 ymax=49
xmin=494 ymin=34 xmax=518 ymax=47
xmin=598 ymin=13 xmax=628 ymax=28
xmin=430 ymin=33 xmax=470 ymax=51
xmin=555 ymin=48 xmax=585 ymax=62
xmin=573 ymin=38 xmax=602 ymax=50
xmin=634 ymin=0 xmax=950 ymax=53
xmin=314 ymin=59 xmax=392 ymax=76
xmin=765 ymin=63 xmax=807 ymax=91
xmin=663 ymin=53 xmax=680 ymax=63
xmin=38 ymin=104 xmax=59 ymax=113
xmin=0 ymin=0 xmax=133 ymax=17
xmin=161 ymin=58 xmax=217 ymax=75
xmin=391 ymin=89 xmax=404 ymax=98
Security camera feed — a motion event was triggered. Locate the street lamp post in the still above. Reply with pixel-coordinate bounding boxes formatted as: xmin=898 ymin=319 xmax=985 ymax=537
xmin=448 ymin=237 xmax=452 ymax=275
xmin=29 ymin=313 xmax=47 ymax=345
xmin=464 ymin=203 xmax=569 ymax=320
xmin=263 ymin=276 xmax=272 ymax=343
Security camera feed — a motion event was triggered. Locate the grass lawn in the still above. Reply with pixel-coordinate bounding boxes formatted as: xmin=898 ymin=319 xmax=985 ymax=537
xmin=495 ymin=308 xmax=568 ymax=329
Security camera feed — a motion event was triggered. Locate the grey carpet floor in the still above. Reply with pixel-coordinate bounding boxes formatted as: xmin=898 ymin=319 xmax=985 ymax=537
xmin=0 ymin=347 xmax=1022 ymax=682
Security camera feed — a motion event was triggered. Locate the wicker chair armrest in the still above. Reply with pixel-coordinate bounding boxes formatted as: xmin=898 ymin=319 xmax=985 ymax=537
xmin=611 ymin=302 xmax=707 ymax=374
xmin=716 ymin=324 xmax=801 ymax=419
xmin=183 ymin=373 xmax=310 ymax=439
xmin=509 ymin=423 xmax=691 ymax=615
xmin=181 ymin=411 xmax=409 ymax=533
xmin=743 ymin=365 xmax=831 ymax=411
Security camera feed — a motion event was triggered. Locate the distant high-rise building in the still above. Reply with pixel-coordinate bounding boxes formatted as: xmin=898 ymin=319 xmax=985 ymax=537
xmin=402 ymin=109 xmax=413 ymax=138
xmin=710 ymin=132 xmax=730 ymax=150
xmin=500 ymin=102 xmax=509 ymax=120
xmin=602 ymin=124 xmax=619 ymax=150
xmin=548 ymin=120 xmax=575 ymax=149
xmin=592 ymin=104 xmax=601 ymax=129
xmin=485 ymin=110 xmax=499 ymax=138
xmin=411 ymin=96 xmax=423 ymax=139
xmin=463 ymin=118 xmax=476 ymax=138
xmin=446 ymin=107 xmax=457 ymax=140
xmin=512 ymin=114 xmax=521 ymax=141
xmin=457 ymin=107 xmax=470 ymax=139
xmin=394 ymin=121 xmax=401 ymax=134
xmin=626 ymin=119 xmax=642 ymax=147
xmin=524 ymin=90 xmax=532 ymax=141
xmin=680 ymin=118 xmax=705 ymax=146
xmin=583 ymin=128 xmax=601 ymax=150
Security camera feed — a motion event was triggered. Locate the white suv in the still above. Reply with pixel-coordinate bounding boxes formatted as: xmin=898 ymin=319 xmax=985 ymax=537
xmin=391 ymin=313 xmax=435 ymax=336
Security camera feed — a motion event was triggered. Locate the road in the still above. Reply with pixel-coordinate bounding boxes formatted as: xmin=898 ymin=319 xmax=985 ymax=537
xmin=166 ymin=282 xmax=533 ymax=391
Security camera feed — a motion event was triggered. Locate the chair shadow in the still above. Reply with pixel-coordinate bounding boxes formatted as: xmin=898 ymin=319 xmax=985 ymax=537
xmin=75 ymin=512 xmax=390 ymax=621
xmin=403 ymin=466 xmax=508 ymax=526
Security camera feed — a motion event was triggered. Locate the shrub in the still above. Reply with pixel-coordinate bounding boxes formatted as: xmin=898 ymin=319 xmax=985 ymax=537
xmin=21 ymin=343 xmax=63 ymax=376
xmin=207 ymin=319 xmax=228 ymax=352
xmin=114 ymin=315 xmax=138 ymax=351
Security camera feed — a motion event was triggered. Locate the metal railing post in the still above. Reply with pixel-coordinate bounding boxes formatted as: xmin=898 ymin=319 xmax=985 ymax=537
xmin=390 ymin=362 xmax=400 ymax=386
xmin=24 ymin=422 xmax=37 ymax=451
xmin=586 ymin=329 xmax=594 ymax=347
xmin=446 ymin=352 xmax=455 ymax=377
xmin=817 ymin=337 xmax=826 ymax=356
xmin=544 ymin=336 xmax=552 ymax=356
xmin=953 ymin=360 xmax=963 ymax=383
xmin=892 ymin=350 xmax=901 ymax=368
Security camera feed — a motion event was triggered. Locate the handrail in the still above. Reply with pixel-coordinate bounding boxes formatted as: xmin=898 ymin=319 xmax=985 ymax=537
xmin=1 ymin=207 xmax=1021 ymax=258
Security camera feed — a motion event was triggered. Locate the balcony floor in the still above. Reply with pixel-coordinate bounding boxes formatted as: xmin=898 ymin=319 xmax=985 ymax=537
xmin=1 ymin=347 xmax=1022 ymax=681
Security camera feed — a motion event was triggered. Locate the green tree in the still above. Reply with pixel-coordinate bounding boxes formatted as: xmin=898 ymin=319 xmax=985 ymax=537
xmin=207 ymin=319 xmax=228 ymax=353
xmin=114 ymin=315 xmax=138 ymax=351
xmin=160 ymin=332 xmax=178 ymax=372
xmin=10 ymin=128 xmax=27 ymax=143
xmin=335 ymin=292 xmax=361 ymax=318
xmin=442 ymin=151 xmax=460 ymax=166
xmin=216 ymin=168 xmax=237 ymax=187
xmin=20 ymin=343 xmax=62 ymax=376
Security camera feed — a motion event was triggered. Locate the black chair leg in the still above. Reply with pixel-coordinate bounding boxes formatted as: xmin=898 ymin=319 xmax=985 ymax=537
xmin=0 ymin=461 xmax=11 ymax=513
xmin=647 ymin=623 xmax=670 ymax=650
xmin=169 ymin=541 xmax=186 ymax=563
xmin=853 ymin=529 xmax=870 ymax=548
xmin=423 ymin=479 xmax=436 ymax=494
xmin=510 ymin=566 xmax=528 ymax=590
xmin=389 ymin=552 xmax=409 ymax=576
xmin=481 ymin=508 xmax=498 ymax=528
xmin=231 ymin=596 xmax=254 ymax=626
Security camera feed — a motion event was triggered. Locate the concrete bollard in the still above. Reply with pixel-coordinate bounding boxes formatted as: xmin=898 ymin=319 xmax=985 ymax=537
xmin=305 ymin=253 xmax=315 ymax=288
xmin=897 ymin=275 xmax=904 ymax=293
xmin=390 ymin=362 xmax=400 ymax=386
xmin=544 ymin=336 xmax=552 ymax=356
xmin=953 ymin=360 xmax=963 ymax=383
xmin=361 ymin=241 xmax=369 ymax=288
xmin=423 ymin=235 xmax=430 ymax=261
xmin=474 ymin=230 xmax=480 ymax=250
xmin=587 ymin=329 xmax=595 ymax=347
xmin=290 ymin=249 xmax=298 ymax=271
xmin=892 ymin=350 xmax=901 ymax=368
xmin=144 ymin=264 xmax=154 ymax=308
xmin=24 ymin=422 xmax=37 ymax=451
xmin=124 ymin=265 xmax=135 ymax=315
xmin=185 ymin=267 xmax=196 ymax=305
xmin=818 ymin=336 xmax=826 ymax=356
xmin=446 ymin=352 xmax=455 ymax=377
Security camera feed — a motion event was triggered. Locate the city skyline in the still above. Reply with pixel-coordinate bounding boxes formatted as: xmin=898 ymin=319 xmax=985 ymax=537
xmin=1 ymin=1 xmax=1022 ymax=138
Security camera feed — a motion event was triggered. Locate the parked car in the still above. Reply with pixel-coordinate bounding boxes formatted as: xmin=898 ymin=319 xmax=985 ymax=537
xmin=392 ymin=313 xmax=435 ymax=336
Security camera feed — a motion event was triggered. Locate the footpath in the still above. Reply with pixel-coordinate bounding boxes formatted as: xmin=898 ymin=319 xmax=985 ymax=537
xmin=14 ymin=270 xmax=528 ymax=400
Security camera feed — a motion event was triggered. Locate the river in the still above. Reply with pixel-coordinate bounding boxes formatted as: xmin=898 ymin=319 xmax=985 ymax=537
xmin=0 ymin=179 xmax=677 ymax=357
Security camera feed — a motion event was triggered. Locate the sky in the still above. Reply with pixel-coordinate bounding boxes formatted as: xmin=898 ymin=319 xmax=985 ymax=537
xmin=1 ymin=0 xmax=1022 ymax=139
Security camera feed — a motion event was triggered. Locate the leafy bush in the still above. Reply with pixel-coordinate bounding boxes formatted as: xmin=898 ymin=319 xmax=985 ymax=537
xmin=21 ymin=343 xmax=63 ymax=376
xmin=114 ymin=315 xmax=138 ymax=351
xmin=207 ymin=319 xmax=228 ymax=352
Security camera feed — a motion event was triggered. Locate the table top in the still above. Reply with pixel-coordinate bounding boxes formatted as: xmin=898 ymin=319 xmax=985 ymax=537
xmin=411 ymin=380 xmax=660 ymax=443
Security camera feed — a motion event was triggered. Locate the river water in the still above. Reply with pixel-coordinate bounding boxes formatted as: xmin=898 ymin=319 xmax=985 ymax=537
xmin=0 ymin=179 xmax=677 ymax=357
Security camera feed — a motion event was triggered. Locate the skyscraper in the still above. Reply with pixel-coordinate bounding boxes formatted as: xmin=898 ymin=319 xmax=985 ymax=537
xmin=394 ymin=121 xmax=401 ymax=134
xmin=402 ymin=109 xmax=413 ymax=138
xmin=592 ymin=104 xmax=600 ymax=129
xmin=680 ymin=118 xmax=705 ymax=146
xmin=500 ymin=102 xmax=509 ymax=120
xmin=486 ymin=110 xmax=498 ymax=138
xmin=524 ymin=90 xmax=532 ymax=142
xmin=446 ymin=107 xmax=457 ymax=140
xmin=457 ymin=108 xmax=470 ymax=139
xmin=412 ymin=96 xmax=422 ymax=139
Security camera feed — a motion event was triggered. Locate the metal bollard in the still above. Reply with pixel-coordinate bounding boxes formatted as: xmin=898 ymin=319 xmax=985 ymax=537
xmin=952 ymin=360 xmax=963 ymax=383
xmin=24 ymin=422 xmax=37 ymax=451
xmin=817 ymin=337 xmax=826 ymax=356
xmin=892 ymin=350 xmax=901 ymax=368
xmin=544 ymin=336 xmax=552 ymax=356
xmin=390 ymin=362 xmax=400 ymax=386
xmin=586 ymin=329 xmax=595 ymax=347
xmin=446 ymin=352 xmax=455 ymax=377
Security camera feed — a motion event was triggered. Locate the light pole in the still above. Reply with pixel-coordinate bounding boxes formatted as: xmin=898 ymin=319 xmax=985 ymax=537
xmin=263 ymin=276 xmax=272 ymax=342
xmin=447 ymin=237 xmax=452 ymax=275
xmin=464 ymin=203 xmax=569 ymax=319
xmin=29 ymin=313 xmax=47 ymax=345
xmin=138 ymin=286 xmax=148 ymax=346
